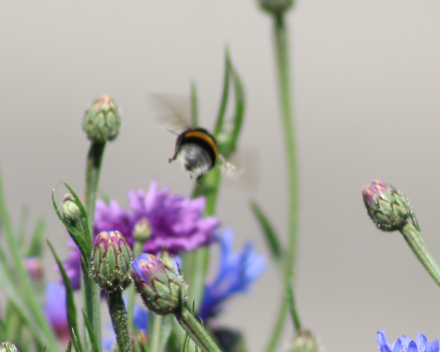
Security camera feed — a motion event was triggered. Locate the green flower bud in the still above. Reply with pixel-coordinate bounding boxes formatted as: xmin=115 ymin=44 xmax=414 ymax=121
xmin=363 ymin=180 xmax=411 ymax=232
xmin=0 ymin=343 xmax=19 ymax=352
xmin=288 ymin=330 xmax=319 ymax=352
xmin=62 ymin=194 xmax=81 ymax=225
xmin=90 ymin=230 xmax=133 ymax=291
xmin=83 ymin=95 xmax=121 ymax=143
xmin=259 ymin=0 xmax=294 ymax=15
xmin=133 ymin=218 xmax=152 ymax=244
xmin=130 ymin=253 xmax=186 ymax=315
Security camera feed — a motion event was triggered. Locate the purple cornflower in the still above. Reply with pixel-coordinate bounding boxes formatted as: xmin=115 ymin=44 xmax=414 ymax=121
xmin=377 ymin=331 xmax=439 ymax=352
xmin=94 ymin=180 xmax=219 ymax=254
xmin=44 ymin=282 xmax=70 ymax=343
xmin=199 ymin=227 xmax=266 ymax=321
xmin=62 ymin=180 xmax=219 ymax=289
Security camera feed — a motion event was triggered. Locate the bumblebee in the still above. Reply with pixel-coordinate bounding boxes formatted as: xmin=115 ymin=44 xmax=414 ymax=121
xmin=169 ymin=127 xmax=218 ymax=180
xmin=151 ymin=93 xmax=240 ymax=181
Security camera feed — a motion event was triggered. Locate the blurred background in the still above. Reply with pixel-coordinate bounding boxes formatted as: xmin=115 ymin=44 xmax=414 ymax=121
xmin=2 ymin=0 xmax=440 ymax=350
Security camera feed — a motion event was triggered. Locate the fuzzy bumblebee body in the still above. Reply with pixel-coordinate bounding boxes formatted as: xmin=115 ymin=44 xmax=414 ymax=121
xmin=169 ymin=127 xmax=218 ymax=180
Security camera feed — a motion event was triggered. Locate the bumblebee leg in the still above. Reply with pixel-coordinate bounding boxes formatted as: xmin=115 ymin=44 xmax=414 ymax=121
xmin=168 ymin=151 xmax=179 ymax=163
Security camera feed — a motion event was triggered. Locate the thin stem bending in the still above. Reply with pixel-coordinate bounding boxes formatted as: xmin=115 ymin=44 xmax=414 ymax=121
xmin=264 ymin=12 xmax=299 ymax=352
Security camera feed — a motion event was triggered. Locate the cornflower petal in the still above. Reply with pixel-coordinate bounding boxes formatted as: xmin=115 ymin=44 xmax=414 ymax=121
xmin=199 ymin=227 xmax=266 ymax=321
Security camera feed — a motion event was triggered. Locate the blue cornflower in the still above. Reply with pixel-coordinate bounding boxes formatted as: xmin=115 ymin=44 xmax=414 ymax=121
xmin=199 ymin=227 xmax=266 ymax=321
xmin=377 ymin=331 xmax=439 ymax=352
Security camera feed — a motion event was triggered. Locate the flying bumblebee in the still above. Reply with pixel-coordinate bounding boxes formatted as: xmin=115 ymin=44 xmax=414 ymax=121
xmin=150 ymin=94 xmax=239 ymax=181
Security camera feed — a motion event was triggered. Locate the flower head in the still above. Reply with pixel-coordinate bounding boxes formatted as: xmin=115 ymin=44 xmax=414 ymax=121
xmin=363 ymin=180 xmax=411 ymax=232
xmin=83 ymin=95 xmax=121 ymax=143
xmin=44 ymin=282 xmax=70 ymax=343
xmin=24 ymin=257 xmax=43 ymax=282
xmin=0 ymin=343 xmax=19 ymax=352
xmin=90 ymin=230 xmax=133 ymax=292
xmin=61 ymin=181 xmax=218 ymax=290
xmin=94 ymin=180 xmax=219 ymax=254
xmin=377 ymin=331 xmax=439 ymax=352
xmin=131 ymin=253 xmax=186 ymax=315
xmin=199 ymin=227 xmax=266 ymax=321
xmin=288 ymin=330 xmax=319 ymax=352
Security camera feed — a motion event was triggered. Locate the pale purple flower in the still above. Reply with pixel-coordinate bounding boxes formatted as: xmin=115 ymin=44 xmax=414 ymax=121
xmin=199 ymin=227 xmax=266 ymax=321
xmin=94 ymin=180 xmax=219 ymax=254
xmin=62 ymin=180 xmax=219 ymax=289
xmin=377 ymin=331 xmax=439 ymax=352
xmin=44 ymin=282 xmax=70 ymax=343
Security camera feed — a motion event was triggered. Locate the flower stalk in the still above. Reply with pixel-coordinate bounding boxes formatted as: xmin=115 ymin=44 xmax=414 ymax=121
xmin=264 ymin=11 xmax=299 ymax=352
xmin=175 ymin=307 xmax=222 ymax=352
xmin=108 ymin=290 xmax=132 ymax=352
xmin=400 ymin=223 xmax=440 ymax=288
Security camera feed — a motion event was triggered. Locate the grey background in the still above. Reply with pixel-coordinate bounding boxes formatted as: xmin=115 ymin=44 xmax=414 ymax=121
xmin=2 ymin=0 xmax=440 ymax=351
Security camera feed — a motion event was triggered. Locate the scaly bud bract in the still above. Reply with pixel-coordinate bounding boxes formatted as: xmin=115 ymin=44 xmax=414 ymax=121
xmin=83 ymin=95 xmax=121 ymax=143
xmin=259 ymin=0 xmax=294 ymax=15
xmin=90 ymin=230 xmax=133 ymax=291
xmin=0 ymin=343 xmax=19 ymax=352
xmin=133 ymin=218 xmax=152 ymax=244
xmin=362 ymin=180 xmax=411 ymax=232
xmin=62 ymin=194 xmax=81 ymax=225
xmin=131 ymin=253 xmax=186 ymax=315
xmin=288 ymin=330 xmax=319 ymax=352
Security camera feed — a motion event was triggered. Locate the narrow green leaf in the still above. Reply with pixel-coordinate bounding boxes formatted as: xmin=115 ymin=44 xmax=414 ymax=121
xmin=0 ymin=259 xmax=53 ymax=348
xmin=81 ymin=256 xmax=95 ymax=338
xmin=48 ymin=240 xmax=81 ymax=351
xmin=82 ymin=309 xmax=99 ymax=352
xmin=66 ymin=340 xmax=73 ymax=352
xmin=0 ymin=318 xmax=6 ymax=341
xmin=286 ymin=277 xmax=301 ymax=332
xmin=180 ymin=332 xmax=190 ymax=352
xmin=191 ymin=82 xmax=198 ymax=129
xmin=213 ymin=49 xmax=231 ymax=137
xmin=158 ymin=315 xmax=173 ymax=352
xmin=71 ymin=329 xmax=83 ymax=352
xmin=26 ymin=218 xmax=45 ymax=258
xmin=250 ymin=200 xmax=283 ymax=261
xmin=17 ymin=205 xmax=30 ymax=247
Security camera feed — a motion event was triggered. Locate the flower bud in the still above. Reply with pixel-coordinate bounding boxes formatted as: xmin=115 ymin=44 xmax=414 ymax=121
xmin=83 ymin=95 xmax=121 ymax=143
xmin=362 ymin=180 xmax=411 ymax=232
xmin=24 ymin=257 xmax=43 ymax=281
xmin=288 ymin=330 xmax=319 ymax=352
xmin=0 ymin=343 xmax=19 ymax=352
xmin=90 ymin=230 xmax=133 ymax=291
xmin=62 ymin=194 xmax=81 ymax=225
xmin=133 ymin=218 xmax=152 ymax=244
xmin=259 ymin=0 xmax=294 ymax=15
xmin=131 ymin=253 xmax=186 ymax=315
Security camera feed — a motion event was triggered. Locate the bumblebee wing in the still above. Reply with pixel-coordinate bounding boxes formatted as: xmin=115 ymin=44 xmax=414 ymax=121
xmin=218 ymin=149 xmax=261 ymax=190
xmin=149 ymin=93 xmax=192 ymax=133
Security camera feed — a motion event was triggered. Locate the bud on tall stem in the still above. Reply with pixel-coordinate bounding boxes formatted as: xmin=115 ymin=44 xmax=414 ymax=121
xmin=363 ymin=180 xmax=440 ymax=289
xmin=131 ymin=254 xmax=222 ymax=352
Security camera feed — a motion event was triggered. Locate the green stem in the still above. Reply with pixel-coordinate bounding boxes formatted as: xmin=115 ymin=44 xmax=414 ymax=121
xmin=150 ymin=314 xmax=163 ymax=352
xmin=175 ymin=307 xmax=222 ymax=352
xmin=85 ymin=141 xmax=106 ymax=239
xmin=108 ymin=290 xmax=133 ymax=352
xmin=264 ymin=13 xmax=299 ymax=352
xmin=189 ymin=168 xmax=221 ymax=311
xmin=128 ymin=242 xmax=145 ymax=334
xmin=400 ymin=223 xmax=440 ymax=287
xmin=85 ymin=141 xmax=106 ymax=352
